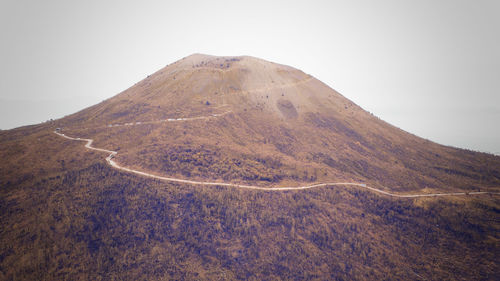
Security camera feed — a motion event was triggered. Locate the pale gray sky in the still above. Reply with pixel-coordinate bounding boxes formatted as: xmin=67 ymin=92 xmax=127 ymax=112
xmin=1 ymin=0 xmax=499 ymax=154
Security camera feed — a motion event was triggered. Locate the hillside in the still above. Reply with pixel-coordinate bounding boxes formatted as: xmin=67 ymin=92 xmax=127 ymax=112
xmin=1 ymin=54 xmax=499 ymax=280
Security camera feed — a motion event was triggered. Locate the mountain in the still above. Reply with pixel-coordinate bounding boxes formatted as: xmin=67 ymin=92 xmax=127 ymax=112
xmin=55 ymin=53 xmax=500 ymax=192
xmin=0 ymin=54 xmax=499 ymax=280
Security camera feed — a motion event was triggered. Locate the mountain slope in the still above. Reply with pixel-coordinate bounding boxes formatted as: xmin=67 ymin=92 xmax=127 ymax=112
xmin=1 ymin=54 xmax=499 ymax=280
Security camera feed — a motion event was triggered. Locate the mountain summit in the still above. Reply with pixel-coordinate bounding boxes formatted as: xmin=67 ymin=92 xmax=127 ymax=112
xmin=54 ymin=54 xmax=500 ymax=192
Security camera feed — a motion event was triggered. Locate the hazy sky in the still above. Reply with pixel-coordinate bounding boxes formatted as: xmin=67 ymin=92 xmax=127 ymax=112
xmin=1 ymin=0 xmax=499 ymax=154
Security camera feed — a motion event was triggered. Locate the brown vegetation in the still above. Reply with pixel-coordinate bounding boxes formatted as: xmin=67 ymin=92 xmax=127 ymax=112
xmin=1 ymin=130 xmax=498 ymax=280
xmin=1 ymin=54 xmax=499 ymax=280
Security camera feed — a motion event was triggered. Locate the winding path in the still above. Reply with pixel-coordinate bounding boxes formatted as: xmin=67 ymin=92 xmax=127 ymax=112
xmin=106 ymin=110 xmax=232 ymax=128
xmin=53 ymin=131 xmax=499 ymax=197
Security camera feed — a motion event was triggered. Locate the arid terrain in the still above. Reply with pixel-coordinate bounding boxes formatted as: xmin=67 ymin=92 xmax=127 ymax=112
xmin=1 ymin=54 xmax=499 ymax=280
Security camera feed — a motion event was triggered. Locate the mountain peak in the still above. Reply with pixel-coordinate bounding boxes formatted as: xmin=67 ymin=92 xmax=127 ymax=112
xmin=172 ymin=54 xmax=299 ymax=75
xmin=56 ymin=54 xmax=500 ymax=193
xmin=64 ymin=54 xmax=332 ymax=126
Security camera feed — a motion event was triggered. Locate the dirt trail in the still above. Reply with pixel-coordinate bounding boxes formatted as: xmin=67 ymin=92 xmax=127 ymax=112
xmin=53 ymin=130 xmax=499 ymax=197
xmin=105 ymin=110 xmax=232 ymax=128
